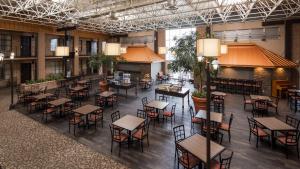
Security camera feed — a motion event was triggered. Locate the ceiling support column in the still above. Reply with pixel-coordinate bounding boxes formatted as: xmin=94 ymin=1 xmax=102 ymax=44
xmin=37 ymin=31 xmax=45 ymax=79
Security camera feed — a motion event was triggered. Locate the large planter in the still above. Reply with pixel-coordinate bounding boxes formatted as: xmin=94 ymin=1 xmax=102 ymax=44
xmin=99 ymin=80 xmax=108 ymax=92
xmin=21 ymin=80 xmax=59 ymax=92
xmin=192 ymin=96 xmax=207 ymax=112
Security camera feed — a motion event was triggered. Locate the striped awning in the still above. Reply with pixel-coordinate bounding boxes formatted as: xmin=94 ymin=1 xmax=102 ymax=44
xmin=218 ymin=44 xmax=298 ymax=68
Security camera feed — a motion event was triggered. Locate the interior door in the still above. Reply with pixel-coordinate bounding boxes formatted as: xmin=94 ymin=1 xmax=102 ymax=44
xmin=21 ymin=63 xmax=32 ymax=83
xmin=21 ymin=36 xmax=32 ymax=57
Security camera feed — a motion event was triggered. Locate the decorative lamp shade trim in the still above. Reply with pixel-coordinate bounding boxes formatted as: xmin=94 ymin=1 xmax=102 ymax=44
xmin=158 ymin=47 xmax=167 ymax=54
xmin=120 ymin=47 xmax=127 ymax=54
xmin=197 ymin=39 xmax=221 ymax=57
xmin=55 ymin=46 xmax=69 ymax=56
xmin=105 ymin=43 xmax=121 ymax=56
xmin=0 ymin=53 xmax=4 ymax=61
xmin=220 ymin=44 xmax=228 ymax=54
xmin=10 ymin=52 xmax=15 ymax=59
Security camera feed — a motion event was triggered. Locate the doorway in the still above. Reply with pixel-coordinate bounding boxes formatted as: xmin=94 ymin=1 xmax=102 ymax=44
xmin=21 ymin=63 xmax=32 ymax=83
xmin=21 ymin=36 xmax=32 ymax=57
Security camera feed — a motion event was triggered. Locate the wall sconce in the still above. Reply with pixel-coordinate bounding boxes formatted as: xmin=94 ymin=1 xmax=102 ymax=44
xmin=158 ymin=47 xmax=167 ymax=55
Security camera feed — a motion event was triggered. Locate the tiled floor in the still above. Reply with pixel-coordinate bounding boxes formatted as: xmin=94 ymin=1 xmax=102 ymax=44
xmin=2 ymin=82 xmax=300 ymax=169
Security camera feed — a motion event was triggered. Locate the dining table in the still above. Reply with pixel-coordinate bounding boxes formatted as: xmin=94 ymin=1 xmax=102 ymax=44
xmin=72 ymin=104 xmax=101 ymax=128
xmin=254 ymin=117 xmax=296 ymax=148
xmin=178 ymin=134 xmax=225 ymax=164
xmin=195 ymin=110 xmax=223 ymax=123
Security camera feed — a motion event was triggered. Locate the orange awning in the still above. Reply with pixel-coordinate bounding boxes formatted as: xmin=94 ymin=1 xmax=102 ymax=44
xmin=218 ymin=44 xmax=298 ymax=68
xmin=120 ymin=46 xmax=164 ymax=63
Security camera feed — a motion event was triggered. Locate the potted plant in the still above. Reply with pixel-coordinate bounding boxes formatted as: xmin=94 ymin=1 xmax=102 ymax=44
xmin=191 ymin=90 xmax=207 ymax=112
xmin=168 ymin=32 xmax=207 ymax=111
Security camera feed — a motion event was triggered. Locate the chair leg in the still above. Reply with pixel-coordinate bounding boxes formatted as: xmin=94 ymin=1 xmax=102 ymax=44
xmin=256 ymin=136 xmax=259 ymax=148
xmin=297 ymin=144 xmax=299 ymax=159
xmin=228 ymin=130 xmax=231 ymax=142
xmin=118 ymin=142 xmax=121 ymax=156
xmin=147 ymin=135 xmax=150 ymax=147
xmin=249 ymin=131 xmax=251 ymax=142
xmin=141 ymin=140 xmax=144 ymax=152
xmin=111 ymin=140 xmax=113 ymax=153
xmin=73 ymin=125 xmax=76 ymax=136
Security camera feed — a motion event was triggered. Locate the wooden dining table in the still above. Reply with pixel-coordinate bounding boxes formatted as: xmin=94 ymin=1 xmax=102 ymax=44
xmin=211 ymin=91 xmax=226 ymax=97
xmin=112 ymin=115 xmax=145 ymax=145
xmin=178 ymin=134 xmax=225 ymax=163
xmin=250 ymin=95 xmax=272 ymax=102
xmin=96 ymin=91 xmax=116 ymax=107
xmin=146 ymin=100 xmax=169 ymax=114
xmin=195 ymin=110 xmax=223 ymax=123
xmin=48 ymin=98 xmax=71 ymax=116
xmin=32 ymin=93 xmax=53 ymax=101
xmin=254 ymin=117 xmax=296 ymax=148
xmin=73 ymin=104 xmax=101 ymax=128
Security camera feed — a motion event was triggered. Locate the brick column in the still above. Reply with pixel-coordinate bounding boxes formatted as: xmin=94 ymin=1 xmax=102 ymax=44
xmin=37 ymin=31 xmax=46 ymax=79
xmin=73 ymin=35 xmax=80 ymax=75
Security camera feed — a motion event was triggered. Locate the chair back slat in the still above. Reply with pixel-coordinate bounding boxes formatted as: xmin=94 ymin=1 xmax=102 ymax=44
xmin=173 ymin=125 xmax=186 ymax=143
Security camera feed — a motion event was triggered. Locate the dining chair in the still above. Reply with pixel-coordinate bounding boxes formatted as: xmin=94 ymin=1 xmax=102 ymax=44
xmin=269 ymin=96 xmax=279 ymax=114
xmin=201 ymin=120 xmax=223 ymax=144
xmin=173 ymin=125 xmax=186 ymax=158
xmin=68 ymin=112 xmax=84 ymax=136
xmin=286 ymin=115 xmax=300 ymax=131
xmin=275 ymin=130 xmax=300 ymax=159
xmin=243 ymin=95 xmax=252 ymax=110
xmin=137 ymin=109 xmax=147 ymax=119
xmin=219 ymin=113 xmax=234 ymax=142
xmin=88 ymin=107 xmax=104 ymax=129
xmin=175 ymin=143 xmax=201 ymax=169
xmin=212 ymin=95 xmax=225 ymax=113
xmin=252 ymin=99 xmax=268 ymax=117
xmin=132 ymin=119 xmax=151 ymax=152
xmin=189 ymin=106 xmax=202 ymax=134
xmin=211 ymin=150 xmax=234 ymax=169
xmin=42 ymin=103 xmax=57 ymax=123
xmin=247 ymin=117 xmax=270 ymax=148
xmin=95 ymin=95 xmax=106 ymax=107
xmin=163 ymin=104 xmax=176 ymax=125
xmin=109 ymin=124 xmax=129 ymax=156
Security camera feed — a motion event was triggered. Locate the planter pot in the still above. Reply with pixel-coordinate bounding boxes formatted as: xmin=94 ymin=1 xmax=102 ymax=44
xmin=99 ymin=80 xmax=108 ymax=92
xmin=21 ymin=80 xmax=59 ymax=92
xmin=191 ymin=96 xmax=207 ymax=113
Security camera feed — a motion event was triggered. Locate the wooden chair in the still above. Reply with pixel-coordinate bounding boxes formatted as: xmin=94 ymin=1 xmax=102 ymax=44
xmin=95 ymin=95 xmax=106 ymax=107
xmin=137 ymin=109 xmax=147 ymax=119
xmin=247 ymin=117 xmax=270 ymax=148
xmin=41 ymin=103 xmax=57 ymax=122
xmin=88 ymin=108 xmax=104 ymax=129
xmin=211 ymin=150 xmax=234 ymax=169
xmin=68 ymin=112 xmax=84 ymax=136
xmin=189 ymin=106 xmax=202 ymax=134
xmin=109 ymin=124 xmax=129 ymax=156
xmin=243 ymin=95 xmax=252 ymax=110
xmin=163 ymin=104 xmax=176 ymax=125
xmin=173 ymin=125 xmax=186 ymax=158
xmin=275 ymin=130 xmax=300 ymax=159
xmin=175 ymin=143 xmax=201 ymax=169
xmin=132 ymin=119 xmax=151 ymax=152
xmin=111 ymin=111 xmax=123 ymax=130
xmin=219 ymin=113 xmax=233 ymax=142
xmin=286 ymin=115 xmax=300 ymax=130
xmin=145 ymin=106 xmax=159 ymax=126
xmin=212 ymin=95 xmax=225 ymax=113
xmin=269 ymin=96 xmax=279 ymax=114
xmin=252 ymin=100 xmax=268 ymax=117
xmin=201 ymin=120 xmax=223 ymax=144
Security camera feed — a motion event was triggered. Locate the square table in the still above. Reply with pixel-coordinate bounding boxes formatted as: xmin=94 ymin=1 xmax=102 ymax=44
xmin=254 ymin=117 xmax=296 ymax=148
xmin=70 ymin=86 xmax=86 ymax=92
xmin=48 ymin=98 xmax=71 ymax=116
xmin=250 ymin=95 xmax=271 ymax=102
xmin=73 ymin=104 xmax=101 ymax=127
xmin=112 ymin=114 xmax=145 ymax=132
xmin=146 ymin=100 xmax=169 ymax=111
xmin=211 ymin=91 xmax=226 ymax=97
xmin=178 ymin=134 xmax=225 ymax=163
xmin=32 ymin=93 xmax=53 ymax=101
xmin=195 ymin=110 xmax=223 ymax=123
xmin=98 ymin=91 xmax=115 ymax=98
xmin=96 ymin=91 xmax=116 ymax=107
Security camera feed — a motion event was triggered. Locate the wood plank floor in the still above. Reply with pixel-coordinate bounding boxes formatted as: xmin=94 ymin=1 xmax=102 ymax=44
xmin=14 ymin=83 xmax=300 ymax=169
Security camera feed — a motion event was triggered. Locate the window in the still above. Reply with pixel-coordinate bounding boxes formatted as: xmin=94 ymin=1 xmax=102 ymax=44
xmin=0 ymin=33 xmax=12 ymax=55
xmin=165 ymin=27 xmax=196 ymax=61
xmin=91 ymin=41 xmax=97 ymax=55
xmin=50 ymin=39 xmax=58 ymax=51
xmin=49 ymin=61 xmax=63 ymax=74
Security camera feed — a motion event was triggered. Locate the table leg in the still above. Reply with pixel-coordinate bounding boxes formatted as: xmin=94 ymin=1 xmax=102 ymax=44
xmin=271 ymin=131 xmax=274 ymax=149
xmin=86 ymin=114 xmax=89 ymax=129
xmin=188 ymin=92 xmax=190 ymax=105
xmin=182 ymin=97 xmax=184 ymax=114
xmin=135 ymin=86 xmax=137 ymax=96
xmin=155 ymin=92 xmax=157 ymax=100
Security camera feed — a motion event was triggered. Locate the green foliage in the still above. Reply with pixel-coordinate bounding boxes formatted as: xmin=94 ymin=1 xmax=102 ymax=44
xmin=25 ymin=73 xmax=64 ymax=84
xmin=168 ymin=31 xmax=206 ymax=89
xmin=192 ymin=90 xmax=206 ymax=98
